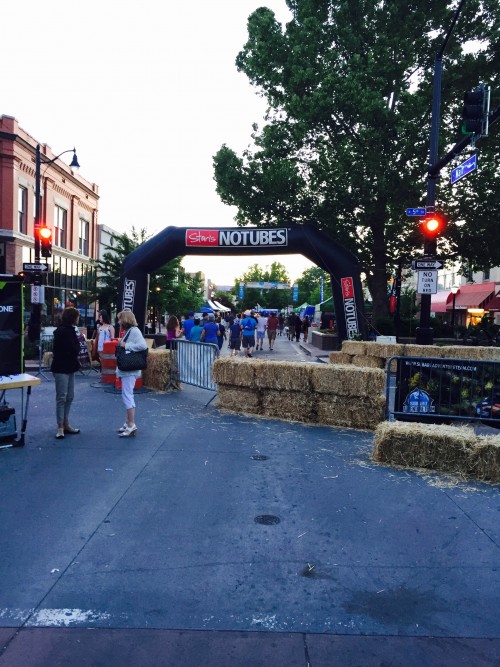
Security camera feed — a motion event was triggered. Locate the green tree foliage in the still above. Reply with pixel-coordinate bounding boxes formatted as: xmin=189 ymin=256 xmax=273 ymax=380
xmin=234 ymin=261 xmax=291 ymax=310
xmin=213 ymin=0 xmax=499 ymax=321
xmin=97 ymin=227 xmax=204 ymax=319
xmin=296 ymin=266 xmax=331 ymax=306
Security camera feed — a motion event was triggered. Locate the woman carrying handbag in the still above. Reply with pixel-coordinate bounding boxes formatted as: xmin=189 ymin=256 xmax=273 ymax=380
xmin=116 ymin=310 xmax=148 ymax=438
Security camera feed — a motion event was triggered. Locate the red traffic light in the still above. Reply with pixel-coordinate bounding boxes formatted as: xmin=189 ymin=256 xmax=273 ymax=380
xmin=421 ymin=214 xmax=446 ymax=238
xmin=38 ymin=226 xmax=52 ymax=258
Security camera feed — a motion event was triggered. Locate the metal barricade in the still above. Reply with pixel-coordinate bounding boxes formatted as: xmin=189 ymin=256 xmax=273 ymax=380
xmin=386 ymin=356 xmax=500 ymax=428
xmin=37 ymin=335 xmax=54 ymax=380
xmin=167 ymin=339 xmax=219 ymax=391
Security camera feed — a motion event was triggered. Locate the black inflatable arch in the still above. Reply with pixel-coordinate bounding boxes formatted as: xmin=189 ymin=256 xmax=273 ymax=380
xmin=118 ymin=225 xmax=366 ymax=342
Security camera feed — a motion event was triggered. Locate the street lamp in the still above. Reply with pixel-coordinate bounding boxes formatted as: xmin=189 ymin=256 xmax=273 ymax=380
xmin=450 ymin=285 xmax=459 ymax=329
xmin=29 ymin=144 xmax=80 ymax=362
xmin=34 ymin=144 xmax=79 ymax=261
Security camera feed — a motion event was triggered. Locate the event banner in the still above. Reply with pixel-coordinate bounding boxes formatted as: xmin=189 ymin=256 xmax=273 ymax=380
xmin=0 ymin=281 xmax=23 ymax=376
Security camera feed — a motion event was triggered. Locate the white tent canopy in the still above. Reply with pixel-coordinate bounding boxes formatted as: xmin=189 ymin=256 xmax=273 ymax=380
xmin=208 ymin=299 xmax=230 ymax=313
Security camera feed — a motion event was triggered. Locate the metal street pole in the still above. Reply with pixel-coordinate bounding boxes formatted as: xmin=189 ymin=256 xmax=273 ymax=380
xmin=416 ymin=0 xmax=466 ymax=345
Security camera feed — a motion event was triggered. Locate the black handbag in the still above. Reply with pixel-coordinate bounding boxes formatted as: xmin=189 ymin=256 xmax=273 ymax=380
xmin=115 ymin=329 xmax=148 ymax=371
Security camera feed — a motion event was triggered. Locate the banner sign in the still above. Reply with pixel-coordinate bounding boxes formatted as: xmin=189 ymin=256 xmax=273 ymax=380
xmin=341 ymin=277 xmax=360 ymax=339
xmin=0 ymin=281 xmax=23 ymax=376
xmin=238 ymin=283 xmax=244 ymax=300
xmin=185 ymin=229 xmax=288 ymax=248
xmin=292 ymin=284 xmax=298 ymax=302
xmin=320 ymin=276 xmax=324 ymax=303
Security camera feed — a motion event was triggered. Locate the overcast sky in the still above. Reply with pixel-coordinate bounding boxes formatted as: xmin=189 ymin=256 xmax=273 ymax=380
xmin=2 ymin=0 xmax=314 ymax=287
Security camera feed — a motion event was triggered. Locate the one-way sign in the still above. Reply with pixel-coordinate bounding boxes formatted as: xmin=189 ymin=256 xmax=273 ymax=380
xmin=23 ymin=263 xmax=49 ymax=272
xmin=412 ymin=259 xmax=443 ymax=270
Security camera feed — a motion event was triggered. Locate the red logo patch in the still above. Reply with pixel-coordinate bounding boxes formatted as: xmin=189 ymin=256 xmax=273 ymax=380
xmin=185 ymin=230 xmax=219 ymax=246
xmin=341 ymin=277 xmax=354 ymax=299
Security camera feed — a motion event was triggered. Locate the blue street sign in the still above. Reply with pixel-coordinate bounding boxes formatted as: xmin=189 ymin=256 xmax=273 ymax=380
xmin=451 ymin=154 xmax=477 ymax=184
xmin=406 ymin=208 xmax=426 ymax=216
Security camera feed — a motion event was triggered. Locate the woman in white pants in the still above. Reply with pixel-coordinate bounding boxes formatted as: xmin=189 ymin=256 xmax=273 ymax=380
xmin=116 ymin=310 xmax=148 ymax=438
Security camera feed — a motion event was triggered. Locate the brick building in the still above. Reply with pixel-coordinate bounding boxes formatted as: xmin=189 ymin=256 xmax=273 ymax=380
xmin=0 ymin=115 xmax=99 ymax=327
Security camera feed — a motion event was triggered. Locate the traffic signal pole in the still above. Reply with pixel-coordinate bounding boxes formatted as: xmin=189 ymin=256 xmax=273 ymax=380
xmin=416 ymin=0 xmax=466 ymax=345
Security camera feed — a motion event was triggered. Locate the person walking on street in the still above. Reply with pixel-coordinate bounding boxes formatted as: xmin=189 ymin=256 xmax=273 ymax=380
xmin=255 ymin=312 xmax=267 ymax=351
xmin=302 ymin=315 xmax=310 ymax=342
xmin=189 ymin=318 xmax=203 ymax=342
xmin=241 ymin=310 xmax=257 ymax=357
xmin=267 ymin=312 xmax=279 ymax=350
xmin=166 ymin=315 xmax=182 ymax=342
xmin=182 ymin=312 xmax=195 ymax=340
xmin=278 ymin=314 xmax=285 ymax=336
xmin=116 ymin=310 xmax=148 ymax=438
xmin=229 ymin=319 xmax=243 ymax=356
xmin=200 ymin=313 xmax=220 ymax=346
xmin=51 ymin=307 xmax=81 ymax=439
xmin=295 ymin=316 xmax=302 ymax=342
xmin=287 ymin=313 xmax=295 ymax=341
xmin=94 ymin=309 xmax=115 ymax=360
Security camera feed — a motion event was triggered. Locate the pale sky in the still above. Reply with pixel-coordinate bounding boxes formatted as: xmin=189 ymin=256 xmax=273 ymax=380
xmin=1 ymin=0 xmax=314 ymax=287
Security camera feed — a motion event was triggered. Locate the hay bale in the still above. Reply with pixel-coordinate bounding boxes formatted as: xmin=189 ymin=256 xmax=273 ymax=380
xmin=261 ymin=389 xmax=314 ymax=422
xmin=342 ymin=341 xmax=367 ymax=356
xmin=328 ymin=351 xmax=352 ymax=364
xmin=477 ymin=347 xmax=500 ymax=362
xmin=142 ymin=349 xmax=171 ymax=391
xmin=216 ymin=385 xmax=261 ymax=413
xmin=404 ymin=344 xmax=446 ymax=358
xmin=373 ymin=421 xmax=477 ymax=476
xmin=469 ymin=436 xmax=500 ymax=483
xmin=365 ymin=343 xmax=405 ymax=359
xmin=311 ymin=364 xmax=385 ymax=397
xmin=317 ymin=396 xmax=356 ymax=428
xmin=213 ymin=357 xmax=255 ymax=387
xmin=253 ymin=360 xmax=312 ymax=390
xmin=351 ymin=355 xmax=385 ymax=369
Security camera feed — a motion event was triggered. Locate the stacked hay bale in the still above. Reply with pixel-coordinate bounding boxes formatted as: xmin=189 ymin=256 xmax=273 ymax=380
xmin=374 ymin=421 xmax=500 ymax=483
xmin=142 ymin=349 xmax=171 ymax=392
xmin=330 ymin=340 xmax=500 ymax=368
xmin=312 ymin=364 xmax=386 ymax=429
xmin=213 ymin=358 xmax=386 ymax=429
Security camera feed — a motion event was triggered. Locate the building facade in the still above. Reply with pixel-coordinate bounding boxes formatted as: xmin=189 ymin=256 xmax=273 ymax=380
xmin=0 ymin=115 xmax=99 ymax=328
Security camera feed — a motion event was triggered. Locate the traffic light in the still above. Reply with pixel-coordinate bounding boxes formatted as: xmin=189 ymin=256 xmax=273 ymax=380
xmin=462 ymin=85 xmax=490 ymax=136
xmin=421 ymin=213 xmax=446 ymax=239
xmin=39 ymin=226 xmax=52 ymax=258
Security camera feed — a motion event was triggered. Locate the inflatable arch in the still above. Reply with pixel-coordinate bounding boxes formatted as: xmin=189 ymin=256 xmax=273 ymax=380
xmin=118 ymin=225 xmax=366 ymax=342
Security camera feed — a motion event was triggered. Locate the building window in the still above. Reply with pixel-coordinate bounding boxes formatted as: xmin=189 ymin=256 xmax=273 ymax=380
xmin=54 ymin=205 xmax=67 ymax=249
xmin=18 ymin=186 xmax=27 ymax=234
xmin=79 ymin=219 xmax=89 ymax=256
xmin=484 ymin=268 xmax=490 ymax=281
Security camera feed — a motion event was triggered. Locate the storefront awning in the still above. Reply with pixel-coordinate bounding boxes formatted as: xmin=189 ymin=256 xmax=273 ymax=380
xmin=453 ymin=282 xmax=497 ymax=309
xmin=485 ymin=294 xmax=500 ymax=311
xmin=431 ymin=289 xmax=452 ymax=313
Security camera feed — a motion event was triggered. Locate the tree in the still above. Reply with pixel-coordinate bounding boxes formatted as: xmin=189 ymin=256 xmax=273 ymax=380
xmin=214 ymin=0 xmax=499 ymax=322
xmin=296 ymin=266 xmax=331 ymax=306
xmin=97 ymin=227 xmax=204 ymax=327
xmin=234 ymin=261 xmax=291 ymax=311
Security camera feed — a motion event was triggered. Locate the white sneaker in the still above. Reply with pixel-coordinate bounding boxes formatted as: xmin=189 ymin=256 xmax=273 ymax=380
xmin=117 ymin=423 xmax=128 ymax=433
xmin=119 ymin=424 xmax=137 ymax=438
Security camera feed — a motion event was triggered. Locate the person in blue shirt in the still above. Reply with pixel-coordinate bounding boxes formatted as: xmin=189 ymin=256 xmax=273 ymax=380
xmin=240 ymin=310 xmax=257 ymax=358
xmin=189 ymin=318 xmax=203 ymax=342
xmin=182 ymin=312 xmax=195 ymax=339
xmin=200 ymin=314 xmax=220 ymax=345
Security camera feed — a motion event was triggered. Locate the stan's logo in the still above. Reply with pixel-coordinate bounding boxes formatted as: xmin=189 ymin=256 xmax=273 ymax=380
xmin=122 ymin=278 xmax=136 ymax=311
xmin=186 ymin=230 xmax=219 ymax=246
xmin=341 ymin=277 xmax=359 ymax=339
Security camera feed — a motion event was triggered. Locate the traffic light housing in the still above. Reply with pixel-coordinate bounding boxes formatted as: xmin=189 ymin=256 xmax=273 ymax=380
xmin=462 ymin=85 xmax=490 ymax=136
xmin=39 ymin=226 xmax=52 ymax=258
xmin=421 ymin=214 xmax=446 ymax=238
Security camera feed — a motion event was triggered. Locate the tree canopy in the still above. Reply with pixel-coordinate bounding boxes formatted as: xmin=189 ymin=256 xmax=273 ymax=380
xmin=233 ymin=261 xmax=291 ymax=310
xmin=214 ymin=0 xmax=499 ymax=324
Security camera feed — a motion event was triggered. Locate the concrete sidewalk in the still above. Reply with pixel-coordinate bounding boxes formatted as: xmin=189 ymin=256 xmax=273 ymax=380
xmin=0 ymin=363 xmax=499 ymax=666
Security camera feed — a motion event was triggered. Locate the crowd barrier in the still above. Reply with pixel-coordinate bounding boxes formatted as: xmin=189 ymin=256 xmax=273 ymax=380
xmin=167 ymin=340 xmax=219 ymax=391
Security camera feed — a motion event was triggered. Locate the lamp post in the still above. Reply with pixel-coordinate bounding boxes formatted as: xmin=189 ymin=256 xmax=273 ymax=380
xmin=450 ymin=285 xmax=459 ymax=329
xmin=29 ymin=144 xmax=80 ymax=373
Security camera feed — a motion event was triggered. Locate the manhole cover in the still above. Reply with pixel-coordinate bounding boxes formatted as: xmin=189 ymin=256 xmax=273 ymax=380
xmin=251 ymin=455 xmax=269 ymax=461
xmin=254 ymin=515 xmax=281 ymax=525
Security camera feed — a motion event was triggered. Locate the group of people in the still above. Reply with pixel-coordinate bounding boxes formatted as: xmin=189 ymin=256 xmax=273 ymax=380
xmin=285 ymin=312 xmax=310 ymax=343
xmin=51 ymin=307 xmax=147 ymax=441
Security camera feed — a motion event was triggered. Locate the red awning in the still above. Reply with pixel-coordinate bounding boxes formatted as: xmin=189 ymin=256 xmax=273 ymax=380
xmin=431 ymin=289 xmax=453 ymax=313
xmin=486 ymin=294 xmax=500 ymax=311
xmin=453 ymin=282 xmax=497 ymax=309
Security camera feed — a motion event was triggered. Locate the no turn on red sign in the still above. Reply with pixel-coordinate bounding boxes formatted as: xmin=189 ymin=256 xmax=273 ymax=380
xmin=417 ymin=270 xmax=438 ymax=295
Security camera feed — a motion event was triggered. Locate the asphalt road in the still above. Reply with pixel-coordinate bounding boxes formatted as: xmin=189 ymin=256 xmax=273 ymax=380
xmin=1 ymin=337 xmax=499 ymax=666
